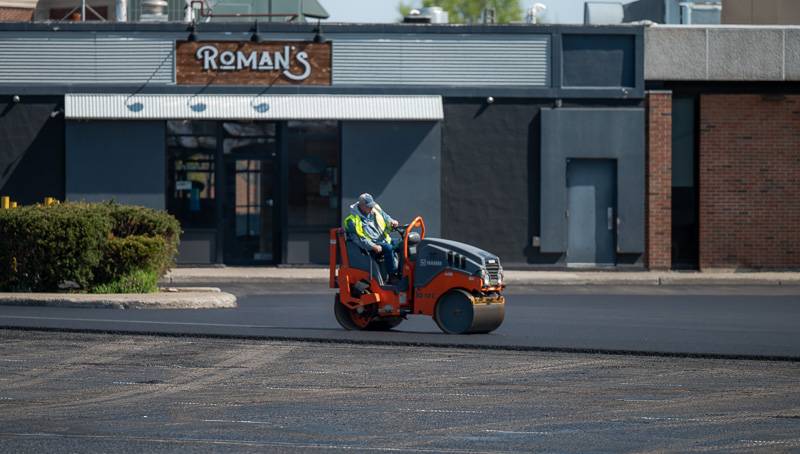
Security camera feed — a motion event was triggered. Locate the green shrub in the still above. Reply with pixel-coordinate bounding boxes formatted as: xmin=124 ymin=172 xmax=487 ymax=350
xmin=0 ymin=203 xmax=111 ymax=292
xmin=95 ymin=202 xmax=181 ymax=274
xmin=93 ymin=235 xmax=168 ymax=285
xmin=90 ymin=269 xmax=159 ymax=294
xmin=0 ymin=201 xmax=180 ymax=293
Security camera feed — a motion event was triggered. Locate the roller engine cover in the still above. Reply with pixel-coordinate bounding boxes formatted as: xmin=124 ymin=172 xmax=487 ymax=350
xmin=413 ymin=238 xmax=502 ymax=288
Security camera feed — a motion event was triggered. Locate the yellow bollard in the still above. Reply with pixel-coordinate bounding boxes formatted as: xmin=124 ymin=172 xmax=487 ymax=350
xmin=1 ymin=196 xmax=9 ymax=209
xmin=10 ymin=201 xmax=17 ymax=208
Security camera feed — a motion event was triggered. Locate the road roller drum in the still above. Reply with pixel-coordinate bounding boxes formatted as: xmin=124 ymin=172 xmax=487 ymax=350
xmin=434 ymin=290 xmax=505 ymax=334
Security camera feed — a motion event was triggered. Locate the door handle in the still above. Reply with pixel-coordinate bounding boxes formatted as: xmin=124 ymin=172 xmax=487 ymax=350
xmin=607 ymin=207 xmax=614 ymax=230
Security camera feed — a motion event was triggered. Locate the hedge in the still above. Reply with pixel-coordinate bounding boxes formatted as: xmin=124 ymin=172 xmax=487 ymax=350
xmin=0 ymin=202 xmax=180 ymax=293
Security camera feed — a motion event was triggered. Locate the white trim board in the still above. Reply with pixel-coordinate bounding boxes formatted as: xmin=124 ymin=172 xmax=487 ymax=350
xmin=65 ymin=94 xmax=444 ymax=121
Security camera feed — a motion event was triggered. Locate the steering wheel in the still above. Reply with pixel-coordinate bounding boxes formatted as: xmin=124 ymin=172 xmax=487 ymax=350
xmin=402 ymin=217 xmax=426 ymax=263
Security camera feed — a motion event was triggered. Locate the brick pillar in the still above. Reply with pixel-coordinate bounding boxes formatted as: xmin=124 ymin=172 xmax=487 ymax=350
xmin=646 ymin=91 xmax=672 ymax=270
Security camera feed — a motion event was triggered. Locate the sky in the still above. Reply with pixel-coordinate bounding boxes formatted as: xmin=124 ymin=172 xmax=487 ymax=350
xmin=320 ymin=0 xmax=638 ymax=24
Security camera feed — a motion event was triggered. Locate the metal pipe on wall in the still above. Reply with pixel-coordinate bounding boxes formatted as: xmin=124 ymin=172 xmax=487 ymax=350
xmin=116 ymin=0 xmax=127 ymax=21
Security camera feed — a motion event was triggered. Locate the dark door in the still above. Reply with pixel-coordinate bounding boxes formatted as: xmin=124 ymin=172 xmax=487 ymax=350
xmin=223 ymin=158 xmax=277 ymax=264
xmin=222 ymin=122 xmax=279 ymax=264
xmin=566 ymin=159 xmax=617 ymax=266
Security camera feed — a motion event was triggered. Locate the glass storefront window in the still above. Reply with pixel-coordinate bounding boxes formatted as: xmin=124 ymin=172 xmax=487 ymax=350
xmin=222 ymin=121 xmax=277 ymax=155
xmin=166 ymin=121 xmax=217 ymax=229
xmin=284 ymin=121 xmax=340 ymax=264
xmin=234 ymin=159 xmax=263 ymax=237
xmin=287 ymin=121 xmax=340 ymax=229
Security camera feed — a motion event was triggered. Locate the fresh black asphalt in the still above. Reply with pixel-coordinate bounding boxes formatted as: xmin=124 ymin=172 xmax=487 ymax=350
xmin=2 ymin=330 xmax=800 ymax=453
xmin=1 ymin=284 xmax=799 ymax=359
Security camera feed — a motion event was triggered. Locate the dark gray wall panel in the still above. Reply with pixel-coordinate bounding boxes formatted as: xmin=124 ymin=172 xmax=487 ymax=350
xmin=562 ymin=34 xmax=635 ymax=87
xmin=341 ymin=121 xmax=441 ymax=237
xmin=0 ymin=96 xmax=65 ymax=204
xmin=441 ymin=100 xmax=549 ymax=265
xmin=540 ymin=108 xmax=645 ymax=254
xmin=66 ymin=120 xmax=165 ymax=209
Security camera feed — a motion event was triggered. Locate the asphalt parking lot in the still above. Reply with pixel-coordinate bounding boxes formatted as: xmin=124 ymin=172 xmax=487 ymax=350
xmin=1 ymin=330 xmax=799 ymax=453
xmin=2 ymin=284 xmax=799 ymax=359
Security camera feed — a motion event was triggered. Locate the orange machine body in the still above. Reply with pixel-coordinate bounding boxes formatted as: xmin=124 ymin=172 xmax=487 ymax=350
xmin=329 ymin=217 xmax=504 ymax=324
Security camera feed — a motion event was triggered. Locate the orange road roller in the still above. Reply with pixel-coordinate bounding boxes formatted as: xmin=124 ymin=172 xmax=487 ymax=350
xmin=329 ymin=217 xmax=505 ymax=334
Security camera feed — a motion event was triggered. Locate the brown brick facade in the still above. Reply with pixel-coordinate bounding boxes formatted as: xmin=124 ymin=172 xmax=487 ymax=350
xmin=699 ymin=94 xmax=800 ymax=269
xmin=646 ymin=91 xmax=672 ymax=270
xmin=0 ymin=7 xmax=32 ymax=21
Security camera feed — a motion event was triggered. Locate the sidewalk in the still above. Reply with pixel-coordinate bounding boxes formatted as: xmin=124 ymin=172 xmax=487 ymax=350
xmin=0 ymin=288 xmax=237 ymax=309
xmin=163 ymin=267 xmax=800 ymax=286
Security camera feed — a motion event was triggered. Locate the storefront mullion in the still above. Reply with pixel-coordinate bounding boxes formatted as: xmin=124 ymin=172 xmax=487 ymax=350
xmin=214 ymin=121 xmax=225 ymax=264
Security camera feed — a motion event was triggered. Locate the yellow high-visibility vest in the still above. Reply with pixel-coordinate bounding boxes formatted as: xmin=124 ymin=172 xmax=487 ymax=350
xmin=344 ymin=204 xmax=391 ymax=243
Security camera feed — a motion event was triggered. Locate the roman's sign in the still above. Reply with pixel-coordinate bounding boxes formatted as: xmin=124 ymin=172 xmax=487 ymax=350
xmin=176 ymin=41 xmax=331 ymax=86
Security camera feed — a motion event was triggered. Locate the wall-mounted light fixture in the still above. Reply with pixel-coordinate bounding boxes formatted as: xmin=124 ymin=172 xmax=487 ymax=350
xmin=126 ymin=102 xmax=144 ymax=112
xmin=250 ymin=20 xmax=262 ymax=43
xmin=486 ymin=96 xmax=494 ymax=104
xmin=313 ymin=20 xmax=325 ymax=43
xmin=187 ymin=23 xmax=198 ymax=42
xmin=12 ymin=95 xmax=20 ymax=103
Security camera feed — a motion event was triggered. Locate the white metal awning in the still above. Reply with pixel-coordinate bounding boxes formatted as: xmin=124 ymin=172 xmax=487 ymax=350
xmin=65 ymin=94 xmax=444 ymax=121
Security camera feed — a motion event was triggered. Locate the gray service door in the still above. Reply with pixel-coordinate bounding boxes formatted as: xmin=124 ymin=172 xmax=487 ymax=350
xmin=566 ymin=159 xmax=617 ymax=266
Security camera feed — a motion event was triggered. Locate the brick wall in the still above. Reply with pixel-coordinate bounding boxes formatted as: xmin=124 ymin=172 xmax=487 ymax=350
xmin=0 ymin=7 xmax=32 ymax=21
xmin=646 ymin=91 xmax=672 ymax=270
xmin=699 ymin=94 xmax=800 ymax=269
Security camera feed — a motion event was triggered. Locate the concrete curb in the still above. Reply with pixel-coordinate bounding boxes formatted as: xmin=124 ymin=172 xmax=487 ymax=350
xmin=0 ymin=288 xmax=237 ymax=309
xmin=162 ymin=269 xmax=800 ymax=287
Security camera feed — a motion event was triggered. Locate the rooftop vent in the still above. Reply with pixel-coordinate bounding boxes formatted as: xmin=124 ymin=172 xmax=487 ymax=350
xmin=525 ymin=3 xmax=547 ymax=24
xmin=403 ymin=6 xmax=448 ymax=24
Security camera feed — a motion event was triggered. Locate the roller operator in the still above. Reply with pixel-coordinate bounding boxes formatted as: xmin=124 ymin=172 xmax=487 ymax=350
xmin=343 ymin=193 xmax=401 ymax=281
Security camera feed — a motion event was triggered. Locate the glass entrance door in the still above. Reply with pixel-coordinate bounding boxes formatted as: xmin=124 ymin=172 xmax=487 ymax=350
xmin=224 ymin=158 xmax=276 ymax=263
xmin=222 ymin=122 xmax=279 ymax=264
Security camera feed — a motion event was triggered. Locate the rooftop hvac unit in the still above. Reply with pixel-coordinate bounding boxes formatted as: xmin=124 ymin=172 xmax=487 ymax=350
xmin=584 ymin=1 xmax=624 ymax=24
xmin=139 ymin=0 xmax=167 ymax=20
xmin=679 ymin=2 xmax=721 ymax=24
